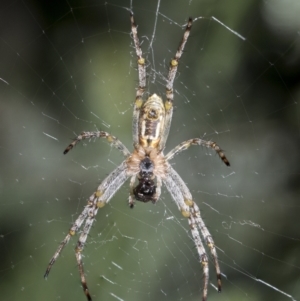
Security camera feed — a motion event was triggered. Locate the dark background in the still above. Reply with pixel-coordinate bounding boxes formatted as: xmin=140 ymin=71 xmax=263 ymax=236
xmin=0 ymin=1 xmax=299 ymax=301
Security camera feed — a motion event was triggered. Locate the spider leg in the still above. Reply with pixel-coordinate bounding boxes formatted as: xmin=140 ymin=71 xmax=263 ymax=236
xmin=45 ymin=161 xmax=129 ymax=301
xmin=63 ymin=131 xmax=130 ymax=157
xmin=167 ymin=165 xmax=222 ymax=293
xmin=130 ymin=12 xmax=146 ymax=148
xmin=188 ymin=212 xmax=210 ymax=301
xmin=75 ymin=161 xmax=129 ymax=300
xmin=44 ymin=206 xmax=90 ymax=278
xmin=163 ymin=166 xmax=209 ymax=301
xmin=190 ymin=201 xmax=222 ymax=293
xmin=165 ymin=138 xmax=230 ymax=166
xmin=75 ymin=205 xmax=98 ymax=301
xmin=159 ymin=18 xmax=193 ymax=150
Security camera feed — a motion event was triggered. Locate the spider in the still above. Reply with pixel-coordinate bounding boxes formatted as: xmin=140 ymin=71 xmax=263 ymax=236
xmin=44 ymin=12 xmax=230 ymax=301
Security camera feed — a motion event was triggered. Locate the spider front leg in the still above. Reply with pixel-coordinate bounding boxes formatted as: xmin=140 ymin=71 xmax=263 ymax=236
xmin=165 ymin=138 xmax=230 ymax=166
xmin=45 ymin=161 xmax=129 ymax=301
xmin=74 ymin=161 xmax=129 ymax=299
xmin=44 ymin=206 xmax=90 ymax=278
xmin=170 ymin=165 xmax=222 ymax=291
xmin=64 ymin=131 xmax=130 ymax=157
xmin=163 ymin=167 xmax=210 ymax=301
xmin=190 ymin=201 xmax=222 ymax=293
xmin=164 ymin=164 xmax=223 ymax=300
xmin=75 ymin=201 xmax=100 ymax=301
xmin=188 ymin=212 xmax=210 ymax=300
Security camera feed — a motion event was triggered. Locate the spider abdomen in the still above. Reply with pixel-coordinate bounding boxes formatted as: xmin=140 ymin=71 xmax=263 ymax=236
xmin=139 ymin=94 xmax=165 ymax=148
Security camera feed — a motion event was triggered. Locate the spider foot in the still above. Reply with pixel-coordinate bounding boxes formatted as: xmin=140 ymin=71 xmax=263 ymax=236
xmin=82 ymin=282 xmax=92 ymax=301
xmin=217 ymin=273 xmax=222 ymax=292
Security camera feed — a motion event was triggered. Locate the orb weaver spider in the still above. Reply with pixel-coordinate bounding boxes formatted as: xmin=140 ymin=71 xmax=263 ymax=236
xmin=44 ymin=12 xmax=230 ymax=301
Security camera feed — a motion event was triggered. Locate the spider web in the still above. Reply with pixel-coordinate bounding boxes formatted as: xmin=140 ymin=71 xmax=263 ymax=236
xmin=0 ymin=1 xmax=300 ymax=301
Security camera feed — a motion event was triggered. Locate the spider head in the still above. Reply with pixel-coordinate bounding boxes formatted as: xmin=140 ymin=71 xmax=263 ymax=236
xmin=133 ymin=157 xmax=157 ymax=203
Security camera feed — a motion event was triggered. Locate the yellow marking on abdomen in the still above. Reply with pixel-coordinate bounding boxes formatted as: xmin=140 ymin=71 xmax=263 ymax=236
xmin=139 ymin=94 xmax=165 ymax=148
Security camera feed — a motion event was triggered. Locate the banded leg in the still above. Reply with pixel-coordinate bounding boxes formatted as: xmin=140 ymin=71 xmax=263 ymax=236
xmin=167 ymin=165 xmax=222 ymax=294
xmin=163 ymin=165 xmax=190 ymax=214
xmin=165 ymin=138 xmax=230 ymax=166
xmin=163 ymin=168 xmax=209 ymax=301
xmin=159 ymin=18 xmax=193 ymax=150
xmin=75 ymin=204 xmax=99 ymax=301
xmin=45 ymin=161 xmax=129 ymax=301
xmin=191 ymin=202 xmax=222 ymax=293
xmin=130 ymin=12 xmax=146 ymax=148
xmin=189 ymin=212 xmax=209 ymax=301
xmin=63 ymin=131 xmax=130 ymax=157
xmin=44 ymin=206 xmax=90 ymax=278
xmin=74 ymin=161 xmax=129 ymax=300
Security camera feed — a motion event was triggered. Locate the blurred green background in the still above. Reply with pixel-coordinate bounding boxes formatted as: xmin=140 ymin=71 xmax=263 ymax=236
xmin=0 ymin=0 xmax=299 ymax=301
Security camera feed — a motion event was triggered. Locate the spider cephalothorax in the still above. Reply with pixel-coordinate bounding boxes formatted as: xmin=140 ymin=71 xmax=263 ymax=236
xmin=133 ymin=156 xmax=157 ymax=203
xmin=45 ymin=12 xmax=230 ymax=301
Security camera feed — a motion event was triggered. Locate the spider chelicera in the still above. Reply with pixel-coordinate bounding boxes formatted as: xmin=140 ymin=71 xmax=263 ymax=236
xmin=44 ymin=12 xmax=230 ymax=301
